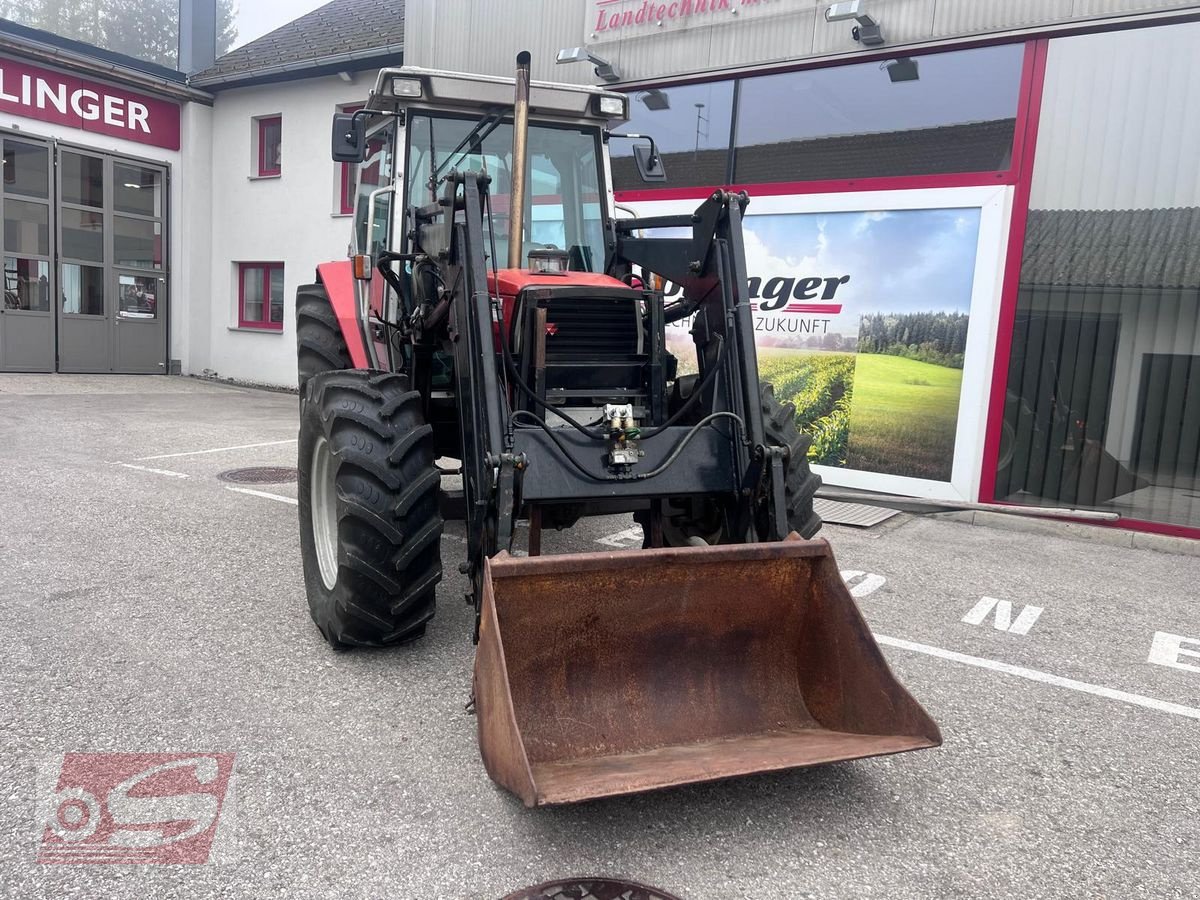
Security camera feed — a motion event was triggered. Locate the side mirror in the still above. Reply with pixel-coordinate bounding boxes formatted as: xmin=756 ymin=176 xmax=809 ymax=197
xmin=633 ymin=143 xmax=666 ymax=182
xmin=331 ymin=113 xmax=366 ymax=163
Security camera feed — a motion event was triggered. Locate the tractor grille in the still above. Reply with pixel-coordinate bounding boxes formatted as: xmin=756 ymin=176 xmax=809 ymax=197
xmin=544 ymin=295 xmax=640 ymax=359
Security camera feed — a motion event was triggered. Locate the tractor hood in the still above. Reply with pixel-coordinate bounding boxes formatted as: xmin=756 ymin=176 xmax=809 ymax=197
xmin=487 ymin=269 xmax=630 ymax=296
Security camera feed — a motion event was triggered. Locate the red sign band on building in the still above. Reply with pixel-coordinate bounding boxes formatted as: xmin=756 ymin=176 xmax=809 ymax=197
xmin=0 ymin=56 xmax=180 ymax=151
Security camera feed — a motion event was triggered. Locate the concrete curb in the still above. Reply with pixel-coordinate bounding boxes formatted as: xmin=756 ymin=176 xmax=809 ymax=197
xmin=936 ymin=509 xmax=1200 ymax=557
xmin=189 ymin=374 xmax=299 ymax=395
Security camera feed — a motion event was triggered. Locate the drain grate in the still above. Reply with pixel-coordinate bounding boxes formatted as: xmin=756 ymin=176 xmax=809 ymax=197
xmin=501 ymin=879 xmax=684 ymax=900
xmin=217 ymin=466 xmax=298 ymax=485
xmin=814 ymin=497 xmax=900 ymax=528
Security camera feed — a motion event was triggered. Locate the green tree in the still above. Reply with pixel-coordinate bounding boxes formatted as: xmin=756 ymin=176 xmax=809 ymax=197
xmin=0 ymin=0 xmax=238 ymax=68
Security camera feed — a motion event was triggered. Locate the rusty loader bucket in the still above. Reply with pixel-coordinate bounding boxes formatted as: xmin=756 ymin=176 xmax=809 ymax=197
xmin=473 ymin=536 xmax=941 ymax=806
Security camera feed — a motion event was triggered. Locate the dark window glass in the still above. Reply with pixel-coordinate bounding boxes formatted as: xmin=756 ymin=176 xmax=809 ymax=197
xmin=114 ymin=164 xmax=163 ymax=217
xmin=4 ymin=199 xmax=49 ymax=256
xmin=407 ymin=114 xmax=607 ymax=270
xmin=3 ymin=140 xmax=48 ymax=199
xmin=258 ymin=117 xmax=282 ymax=176
xmin=114 ymin=216 xmax=162 ymax=268
xmin=355 ymin=122 xmax=395 ymax=256
xmin=61 ymin=153 xmax=104 ymax=207
xmin=242 ymin=266 xmax=264 ymax=322
xmin=3 ymin=257 xmax=49 ymax=311
xmin=611 ymin=80 xmax=735 ymax=191
xmin=733 ymin=44 xmax=1024 ymax=184
xmin=997 ymin=209 xmax=1200 ymax=529
xmin=61 ymin=263 xmax=104 ymax=316
xmin=239 ymin=263 xmax=284 ymax=329
xmin=995 ymin=26 xmax=1200 ymax=529
xmin=62 ymin=208 xmax=104 ymax=262
xmin=269 ymin=266 xmax=284 ymax=324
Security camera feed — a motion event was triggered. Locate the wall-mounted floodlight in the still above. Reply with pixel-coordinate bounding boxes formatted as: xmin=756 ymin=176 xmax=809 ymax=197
xmin=637 ymin=88 xmax=670 ymax=111
xmin=883 ymin=57 xmax=919 ymax=82
xmin=825 ymin=1 xmax=885 ymax=46
xmin=556 ymin=46 xmax=621 ymax=82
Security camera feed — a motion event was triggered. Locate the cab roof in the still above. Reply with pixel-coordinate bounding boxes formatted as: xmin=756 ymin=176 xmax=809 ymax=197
xmin=364 ymin=65 xmax=628 ymax=124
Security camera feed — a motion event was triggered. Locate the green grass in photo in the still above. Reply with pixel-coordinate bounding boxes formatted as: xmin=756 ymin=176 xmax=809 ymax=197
xmin=845 ymin=354 xmax=962 ymax=481
xmin=757 ymin=348 xmax=857 ymax=466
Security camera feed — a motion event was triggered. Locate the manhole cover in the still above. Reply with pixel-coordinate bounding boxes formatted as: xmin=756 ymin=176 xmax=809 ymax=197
xmin=217 ymin=466 xmax=298 ymax=485
xmin=501 ymin=879 xmax=684 ymax=900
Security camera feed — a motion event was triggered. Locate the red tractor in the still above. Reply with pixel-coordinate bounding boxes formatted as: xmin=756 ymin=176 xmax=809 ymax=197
xmin=294 ymin=55 xmax=939 ymax=806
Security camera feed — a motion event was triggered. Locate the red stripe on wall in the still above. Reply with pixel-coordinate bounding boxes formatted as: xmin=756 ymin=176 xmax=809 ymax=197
xmin=978 ymin=40 xmax=1049 ymax=504
xmin=783 ymin=304 xmax=843 ymax=314
xmin=615 ymin=170 xmax=1016 ymax=205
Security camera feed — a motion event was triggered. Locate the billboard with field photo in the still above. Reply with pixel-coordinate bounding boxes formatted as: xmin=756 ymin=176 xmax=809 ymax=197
xmin=664 ymin=206 xmax=982 ymax=482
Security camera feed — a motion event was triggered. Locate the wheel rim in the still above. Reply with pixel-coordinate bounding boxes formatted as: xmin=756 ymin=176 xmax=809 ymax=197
xmin=311 ymin=435 xmax=339 ymax=591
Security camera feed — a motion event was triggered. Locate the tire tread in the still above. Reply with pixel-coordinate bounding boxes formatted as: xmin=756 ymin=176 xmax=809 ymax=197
xmin=298 ymin=369 xmax=444 ymax=648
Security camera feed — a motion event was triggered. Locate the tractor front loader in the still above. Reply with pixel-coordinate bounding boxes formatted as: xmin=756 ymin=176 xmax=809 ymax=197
xmin=295 ymin=55 xmax=940 ymax=806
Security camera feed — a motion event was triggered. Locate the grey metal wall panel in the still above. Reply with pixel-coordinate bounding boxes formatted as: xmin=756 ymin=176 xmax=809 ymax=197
xmin=1031 ymin=21 xmax=1200 ymax=209
xmin=405 ymin=0 xmax=594 ymax=84
xmin=932 ymin=0 xmax=1073 ymax=37
xmin=812 ymin=0 xmax=934 ymax=55
xmin=404 ymin=0 xmax=1200 ymax=85
xmin=1073 ymin=0 xmax=1197 ymax=15
xmin=682 ymin=6 xmax=818 ymax=74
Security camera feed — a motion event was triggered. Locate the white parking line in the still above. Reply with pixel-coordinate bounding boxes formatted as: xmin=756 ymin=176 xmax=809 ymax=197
xmin=876 ymin=634 xmax=1200 ymax=721
xmin=136 ymin=439 xmax=297 ymax=461
xmin=118 ymin=463 xmax=189 ymax=478
xmin=226 ymin=486 xmax=298 ymax=506
xmin=595 ymin=527 xmax=645 ymax=548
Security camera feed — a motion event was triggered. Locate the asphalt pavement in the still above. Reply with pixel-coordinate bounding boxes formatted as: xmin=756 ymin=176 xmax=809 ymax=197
xmin=0 ymin=374 xmax=1197 ymax=900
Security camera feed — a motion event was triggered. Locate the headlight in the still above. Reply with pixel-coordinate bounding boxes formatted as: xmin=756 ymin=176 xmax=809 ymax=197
xmin=385 ymin=77 xmax=423 ymax=98
xmin=528 ymin=248 xmax=569 ymax=275
xmin=598 ymin=95 xmax=626 ymax=117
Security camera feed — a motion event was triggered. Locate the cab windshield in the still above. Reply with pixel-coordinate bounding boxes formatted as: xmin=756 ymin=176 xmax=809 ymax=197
xmin=407 ymin=113 xmax=607 ymax=272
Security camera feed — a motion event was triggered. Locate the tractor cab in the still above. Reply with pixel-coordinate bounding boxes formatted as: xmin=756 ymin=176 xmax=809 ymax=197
xmin=330 ymin=65 xmax=665 ymax=454
xmin=331 ymin=67 xmax=650 ymax=344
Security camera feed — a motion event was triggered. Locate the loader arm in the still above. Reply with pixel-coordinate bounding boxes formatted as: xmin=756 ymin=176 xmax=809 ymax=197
xmin=436 ymin=171 xmax=512 ymax=579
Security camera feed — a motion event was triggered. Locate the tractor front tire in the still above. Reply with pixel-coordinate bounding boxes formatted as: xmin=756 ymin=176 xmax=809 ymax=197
xmin=760 ymin=381 xmax=823 ymax=539
xmin=296 ymin=282 xmax=353 ymax=393
xmin=298 ymin=370 xmax=443 ymax=649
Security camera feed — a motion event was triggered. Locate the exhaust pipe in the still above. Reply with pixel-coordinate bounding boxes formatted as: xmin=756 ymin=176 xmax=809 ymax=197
xmin=508 ymin=51 xmax=532 ymax=270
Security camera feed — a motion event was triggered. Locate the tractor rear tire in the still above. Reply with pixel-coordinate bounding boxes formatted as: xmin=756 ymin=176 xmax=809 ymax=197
xmin=760 ymin=381 xmax=823 ymax=539
xmin=296 ymin=282 xmax=353 ymax=392
xmin=298 ymin=370 xmax=443 ymax=649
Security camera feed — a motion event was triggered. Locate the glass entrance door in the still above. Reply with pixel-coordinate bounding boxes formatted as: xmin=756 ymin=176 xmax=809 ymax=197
xmin=57 ymin=149 xmax=168 ymax=374
xmin=0 ymin=137 xmax=53 ymax=372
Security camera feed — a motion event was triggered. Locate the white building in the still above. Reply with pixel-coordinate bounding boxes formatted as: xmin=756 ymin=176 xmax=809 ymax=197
xmin=187 ymin=0 xmax=404 ymax=386
xmin=0 ymin=0 xmax=402 ymax=385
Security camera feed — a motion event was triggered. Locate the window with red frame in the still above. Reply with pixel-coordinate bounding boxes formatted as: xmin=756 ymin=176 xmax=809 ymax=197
xmin=611 ymin=43 xmax=1026 ymax=193
xmin=238 ymin=263 xmax=284 ymax=330
xmin=257 ymin=116 xmax=281 ymax=177
xmin=338 ymin=104 xmax=364 ymax=214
